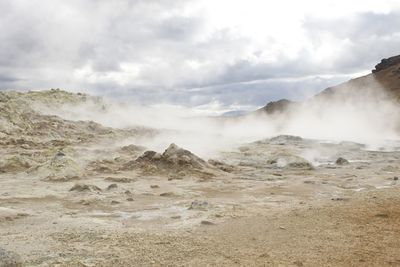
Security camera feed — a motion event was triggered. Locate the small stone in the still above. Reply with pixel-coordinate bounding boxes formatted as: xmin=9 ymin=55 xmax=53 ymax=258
xmin=189 ymin=200 xmax=209 ymax=210
xmin=171 ymin=215 xmax=181 ymax=219
xmin=150 ymin=185 xmax=159 ymax=189
xmin=126 ymin=198 xmax=134 ymax=202
xmin=160 ymin=192 xmax=175 ymax=197
xmin=331 ymin=197 xmax=350 ymax=201
xmin=111 ymin=200 xmax=120 ymax=205
xmin=107 ymin=183 xmax=118 ymax=190
xmin=336 ymin=157 xmax=349 ymax=165
xmin=69 ymin=184 xmax=101 ymax=192
xmin=394 ymin=176 xmax=398 ymax=181
xmin=200 ymin=220 xmax=215 ymax=225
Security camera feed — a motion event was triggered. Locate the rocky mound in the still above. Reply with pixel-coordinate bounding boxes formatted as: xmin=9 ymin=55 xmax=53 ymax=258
xmin=122 ymin=143 xmax=214 ymax=178
xmin=1 ymin=91 xmax=109 ymax=140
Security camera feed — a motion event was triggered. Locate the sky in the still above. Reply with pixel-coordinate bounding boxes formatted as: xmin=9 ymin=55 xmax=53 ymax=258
xmin=1 ymin=0 xmax=400 ymax=112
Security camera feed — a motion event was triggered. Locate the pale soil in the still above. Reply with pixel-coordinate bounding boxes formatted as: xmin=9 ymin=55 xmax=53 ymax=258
xmin=1 ymin=90 xmax=400 ymax=266
xmin=1 ymin=187 xmax=399 ymax=266
xmin=1 ymin=135 xmax=400 ymax=266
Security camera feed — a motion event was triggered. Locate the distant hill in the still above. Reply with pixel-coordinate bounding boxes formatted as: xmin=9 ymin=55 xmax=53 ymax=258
xmin=258 ymin=54 xmax=400 ymax=114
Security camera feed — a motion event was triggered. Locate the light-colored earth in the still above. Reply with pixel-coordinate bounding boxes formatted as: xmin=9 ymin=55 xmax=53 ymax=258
xmin=1 ymin=90 xmax=400 ymax=266
xmin=2 ymin=137 xmax=400 ymax=266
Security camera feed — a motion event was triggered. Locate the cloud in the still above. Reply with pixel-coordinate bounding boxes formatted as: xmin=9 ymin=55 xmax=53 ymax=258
xmin=0 ymin=0 xmax=399 ymax=108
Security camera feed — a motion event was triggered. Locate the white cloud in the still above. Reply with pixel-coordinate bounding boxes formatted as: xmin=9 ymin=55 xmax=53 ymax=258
xmin=0 ymin=0 xmax=400 ymax=108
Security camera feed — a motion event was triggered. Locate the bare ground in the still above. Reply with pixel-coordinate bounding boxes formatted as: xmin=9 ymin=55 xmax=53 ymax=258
xmin=1 ymin=187 xmax=399 ymax=266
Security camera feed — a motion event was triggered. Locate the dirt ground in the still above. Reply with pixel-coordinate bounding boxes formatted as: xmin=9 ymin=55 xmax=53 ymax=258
xmin=1 ymin=187 xmax=400 ymax=266
xmin=1 ymin=90 xmax=400 ymax=266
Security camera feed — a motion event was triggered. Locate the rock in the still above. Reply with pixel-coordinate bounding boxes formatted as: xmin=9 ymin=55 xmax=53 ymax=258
xmin=336 ymin=157 xmax=349 ymax=165
xmin=124 ymin=143 xmax=213 ymax=177
xmin=69 ymin=183 xmax=102 ymax=192
xmin=267 ymin=152 xmax=313 ymax=170
xmin=200 ymin=220 xmax=215 ymax=225
xmin=159 ymin=192 xmax=176 ymax=197
xmin=150 ymin=185 xmax=159 ymax=189
xmin=394 ymin=176 xmax=398 ymax=181
xmin=107 ymin=183 xmax=118 ymax=190
xmin=161 ymin=143 xmax=207 ymax=169
xmin=53 ymin=151 xmax=65 ymax=160
xmin=331 ymin=197 xmax=350 ymax=201
xmin=286 ymin=161 xmax=313 ymax=170
xmin=189 ymin=200 xmax=209 ymax=211
xmin=126 ymin=197 xmax=134 ymax=201
xmin=0 ymin=247 xmax=22 ymax=267
xmin=372 ymin=55 xmax=400 ymax=73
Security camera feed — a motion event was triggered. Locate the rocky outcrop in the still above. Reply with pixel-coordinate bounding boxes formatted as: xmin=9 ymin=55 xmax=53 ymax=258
xmin=372 ymin=55 xmax=400 ymax=73
xmin=259 ymin=99 xmax=294 ymax=115
xmin=121 ymin=143 xmax=217 ymax=179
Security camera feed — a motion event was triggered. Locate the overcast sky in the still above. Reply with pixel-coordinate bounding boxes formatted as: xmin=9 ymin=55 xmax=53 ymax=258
xmin=1 ymin=0 xmax=400 ymax=111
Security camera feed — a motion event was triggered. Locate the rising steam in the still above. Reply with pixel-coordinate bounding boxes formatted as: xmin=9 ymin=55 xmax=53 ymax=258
xmin=35 ymin=77 xmax=400 ymax=157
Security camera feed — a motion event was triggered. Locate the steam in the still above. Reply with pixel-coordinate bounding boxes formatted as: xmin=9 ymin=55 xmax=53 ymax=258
xmin=35 ymin=79 xmax=400 ymax=157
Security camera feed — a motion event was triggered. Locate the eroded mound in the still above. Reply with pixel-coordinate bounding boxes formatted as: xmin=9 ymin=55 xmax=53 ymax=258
xmin=136 ymin=143 xmax=208 ymax=169
xmin=121 ymin=143 xmax=216 ymax=178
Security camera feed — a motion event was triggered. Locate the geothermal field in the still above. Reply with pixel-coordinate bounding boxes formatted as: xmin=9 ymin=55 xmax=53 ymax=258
xmin=1 ymin=56 xmax=400 ymax=266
